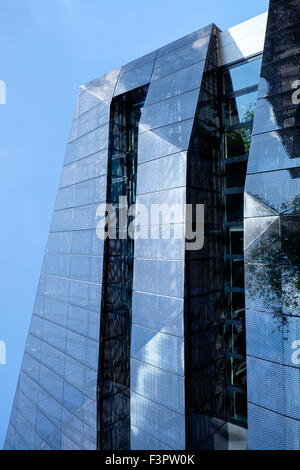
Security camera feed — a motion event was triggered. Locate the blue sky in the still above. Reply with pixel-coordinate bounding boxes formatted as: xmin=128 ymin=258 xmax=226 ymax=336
xmin=0 ymin=0 xmax=269 ymax=447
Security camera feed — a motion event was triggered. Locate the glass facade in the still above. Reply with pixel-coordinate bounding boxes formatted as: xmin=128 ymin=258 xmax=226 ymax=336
xmin=4 ymin=2 xmax=300 ymax=451
xmin=131 ymin=24 xmax=219 ymax=451
xmin=4 ymin=68 xmax=121 ymax=450
xmin=183 ymin=33 xmax=227 ymax=450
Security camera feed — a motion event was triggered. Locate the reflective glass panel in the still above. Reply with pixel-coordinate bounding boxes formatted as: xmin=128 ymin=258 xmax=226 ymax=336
xmin=223 ymin=91 xmax=257 ymax=127
xmin=223 ymin=58 xmax=262 ymax=94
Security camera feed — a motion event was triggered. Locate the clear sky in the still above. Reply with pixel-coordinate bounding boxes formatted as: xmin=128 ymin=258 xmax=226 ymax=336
xmin=0 ymin=0 xmax=269 ymax=447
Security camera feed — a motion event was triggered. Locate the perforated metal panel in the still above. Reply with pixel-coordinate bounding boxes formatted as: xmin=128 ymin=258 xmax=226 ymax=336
xmin=245 ymin=0 xmax=300 ymax=450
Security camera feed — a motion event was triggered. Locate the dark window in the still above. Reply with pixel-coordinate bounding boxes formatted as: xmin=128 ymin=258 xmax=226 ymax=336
xmin=228 ymin=322 xmax=246 ymax=355
xmin=230 ymin=292 xmax=245 ymax=321
xmin=229 ymin=228 xmax=244 ymax=255
xmin=230 ymin=260 xmax=245 ymax=289
xmin=224 ymin=127 xmax=253 ymax=158
xmin=226 ymin=161 xmax=247 ymax=188
xmin=227 ymin=390 xmax=247 ymax=424
xmin=226 ymin=194 xmax=244 ymax=222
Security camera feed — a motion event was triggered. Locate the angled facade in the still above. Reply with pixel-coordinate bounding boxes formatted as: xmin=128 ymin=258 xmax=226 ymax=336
xmin=4 ymin=0 xmax=300 ymax=451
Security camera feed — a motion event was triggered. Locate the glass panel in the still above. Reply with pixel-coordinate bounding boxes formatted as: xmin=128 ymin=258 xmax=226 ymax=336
xmin=131 ymin=426 xmax=171 ymax=450
xmin=157 ymin=25 xmax=212 ymax=57
xmin=38 ymin=275 xmax=69 ymax=303
xmin=225 ymin=161 xmax=247 ymax=188
xmin=36 ymin=411 xmax=61 ymax=449
xmin=77 ymin=101 xmax=110 ymax=138
xmin=15 ymin=413 xmax=36 ymax=449
xmin=138 ymin=119 xmax=194 ymax=163
xmin=73 ymin=203 xmax=99 ymax=230
xmin=74 ymin=176 xmax=106 ymax=207
xmin=47 ymin=232 xmax=72 ymax=254
xmin=61 ymin=434 xmax=81 ymax=450
xmin=223 ymin=91 xmax=257 ymax=127
xmin=230 ymin=292 xmax=245 ymax=321
xmin=42 ymin=319 xmax=67 ymax=353
xmin=228 ymin=390 xmax=247 ymax=424
xmin=228 ymin=322 xmax=246 ymax=355
xmin=131 ymin=358 xmax=185 ymax=414
xmin=136 ymin=152 xmax=186 ymax=195
xmin=70 ymin=255 xmax=103 ymax=284
xmin=230 ymin=357 xmax=247 ymax=388
xmin=44 ymin=298 xmax=68 ymax=327
xmin=64 ymin=356 xmax=97 ymax=397
xmin=115 ymin=61 xmax=153 ymax=95
xmin=131 ymin=392 xmax=185 ymax=450
xmin=230 ymin=260 xmax=244 ymax=288
xmin=145 ymin=62 xmax=205 ymax=106
xmin=226 ymin=194 xmax=244 ymax=222
xmin=64 ymin=124 xmax=109 ymax=165
xmin=38 ymin=389 xmax=62 ymax=428
xmin=67 ymin=305 xmax=100 ymax=342
xmin=223 ymin=57 xmax=262 ymax=94
xmin=75 ymin=150 xmax=107 ymax=183
xmin=133 ymin=259 xmax=184 ymax=298
xmin=62 ymin=381 xmax=97 ymax=430
xmin=66 ymin=330 xmax=98 ymax=370
xmin=246 ymin=310 xmax=283 ymax=364
xmin=60 ymin=164 xmax=76 ymax=188
xmin=140 ymin=89 xmax=198 ymax=132
xmin=152 ymin=36 xmax=210 ymax=80
xmin=131 ymin=324 xmax=184 ymax=375
xmin=136 ymin=187 xmax=185 ymax=225
xmin=19 ymin=372 xmax=39 ymax=403
xmin=68 ymin=280 xmax=101 ymax=312
xmin=122 ymin=50 xmax=157 ymax=73
xmin=40 ymin=342 xmax=65 ymax=376
xmin=229 ymin=228 xmax=244 ymax=255
xmin=252 ymin=98 xmax=281 ymax=135
xmin=81 ymin=68 xmax=120 ymax=104
xmin=132 ymin=292 xmax=184 ymax=337
xmin=247 ymin=129 xmax=300 ymax=174
xmin=44 ymin=254 xmax=70 ymax=278
xmin=21 ymin=354 xmax=40 ymax=381
xmin=61 ymin=408 xmax=96 ymax=450
xmin=17 ymin=391 xmax=37 ymax=427
xmin=71 ymin=230 xmax=104 ymax=256
xmin=74 ymin=90 xmax=102 ymax=118
xmin=134 ymin=231 xmax=185 ymax=261
xmin=39 ymin=365 xmax=64 ymax=402
xmin=50 ymin=208 xmax=73 ymax=232
xmin=224 ymin=126 xmax=253 ymax=158
xmin=245 ymin=170 xmax=300 ymax=217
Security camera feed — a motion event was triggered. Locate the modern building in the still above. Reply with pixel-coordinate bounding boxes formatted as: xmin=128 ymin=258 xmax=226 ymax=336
xmin=4 ymin=0 xmax=300 ymax=450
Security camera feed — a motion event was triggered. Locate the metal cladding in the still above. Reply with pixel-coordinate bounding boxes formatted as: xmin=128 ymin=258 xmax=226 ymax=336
xmin=245 ymin=0 xmax=300 ymax=451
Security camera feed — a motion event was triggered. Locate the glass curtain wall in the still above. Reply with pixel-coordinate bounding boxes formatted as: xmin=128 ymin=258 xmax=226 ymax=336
xmin=98 ymin=86 xmax=147 ymax=450
xmin=220 ymin=56 xmax=262 ymax=426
